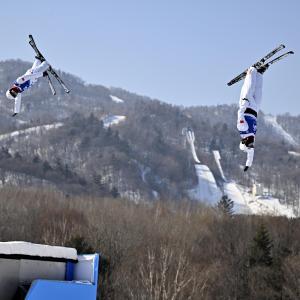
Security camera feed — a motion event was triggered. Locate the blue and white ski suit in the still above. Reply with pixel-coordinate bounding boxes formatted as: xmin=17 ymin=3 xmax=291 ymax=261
xmin=237 ymin=67 xmax=263 ymax=167
xmin=12 ymin=59 xmax=49 ymax=114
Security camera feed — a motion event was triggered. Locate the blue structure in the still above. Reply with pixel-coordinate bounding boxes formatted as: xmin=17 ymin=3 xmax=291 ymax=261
xmin=0 ymin=242 xmax=100 ymax=300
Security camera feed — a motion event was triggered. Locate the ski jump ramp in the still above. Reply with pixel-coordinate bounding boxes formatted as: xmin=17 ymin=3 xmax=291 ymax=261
xmin=0 ymin=242 xmax=99 ymax=300
xmin=189 ymin=164 xmax=222 ymax=205
xmin=213 ymin=150 xmax=251 ymax=214
xmin=184 ymin=128 xmax=222 ymax=204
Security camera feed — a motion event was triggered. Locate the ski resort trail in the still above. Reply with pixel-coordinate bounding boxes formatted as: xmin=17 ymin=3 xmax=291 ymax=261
xmin=0 ymin=123 xmax=63 ymax=142
xmin=264 ymin=115 xmax=298 ymax=146
xmin=103 ymin=115 xmax=126 ymax=128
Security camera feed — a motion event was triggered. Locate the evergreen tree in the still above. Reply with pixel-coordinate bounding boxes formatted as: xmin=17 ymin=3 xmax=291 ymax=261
xmin=217 ymin=195 xmax=234 ymax=216
xmin=249 ymin=223 xmax=273 ymax=267
xmin=111 ymin=186 xmax=120 ymax=198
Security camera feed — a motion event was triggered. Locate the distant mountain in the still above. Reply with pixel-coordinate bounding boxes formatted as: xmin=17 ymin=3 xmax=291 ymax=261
xmin=0 ymin=60 xmax=299 ymax=206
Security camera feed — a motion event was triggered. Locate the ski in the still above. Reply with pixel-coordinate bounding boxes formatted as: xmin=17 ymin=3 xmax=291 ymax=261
xmin=28 ymin=35 xmax=70 ymax=94
xmin=48 ymin=66 xmax=70 ymax=93
xmin=263 ymin=51 xmax=294 ymax=67
xmin=227 ymin=44 xmax=285 ymax=86
xmin=45 ymin=72 xmax=56 ymax=95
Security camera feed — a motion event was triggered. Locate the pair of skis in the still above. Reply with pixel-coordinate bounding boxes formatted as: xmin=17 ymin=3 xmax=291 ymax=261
xmin=29 ymin=35 xmax=70 ymax=95
xmin=227 ymin=44 xmax=294 ymax=86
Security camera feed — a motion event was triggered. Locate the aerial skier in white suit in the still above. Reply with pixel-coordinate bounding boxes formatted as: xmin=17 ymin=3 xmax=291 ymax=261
xmin=6 ymin=56 xmax=50 ymax=116
xmin=237 ymin=65 xmax=268 ymax=172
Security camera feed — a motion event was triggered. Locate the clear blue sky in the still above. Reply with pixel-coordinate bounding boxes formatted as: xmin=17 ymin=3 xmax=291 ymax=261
xmin=0 ymin=0 xmax=299 ymax=115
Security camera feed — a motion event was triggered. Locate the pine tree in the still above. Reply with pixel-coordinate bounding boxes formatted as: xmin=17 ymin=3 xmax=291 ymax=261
xmin=111 ymin=186 xmax=120 ymax=198
xmin=217 ymin=195 xmax=234 ymax=216
xmin=249 ymin=223 xmax=273 ymax=267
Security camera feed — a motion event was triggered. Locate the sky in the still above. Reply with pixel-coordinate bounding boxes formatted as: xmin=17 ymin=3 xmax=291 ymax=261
xmin=0 ymin=0 xmax=299 ymax=115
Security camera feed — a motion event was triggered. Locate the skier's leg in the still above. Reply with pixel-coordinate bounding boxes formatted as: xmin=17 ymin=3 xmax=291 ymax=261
xmin=253 ymin=72 xmax=263 ymax=107
xmin=31 ymin=58 xmax=41 ymax=70
xmin=14 ymin=94 xmax=22 ymax=115
xmin=32 ymin=61 xmax=50 ymax=75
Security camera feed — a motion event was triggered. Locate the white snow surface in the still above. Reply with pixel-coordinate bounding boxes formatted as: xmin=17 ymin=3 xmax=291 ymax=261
xmin=223 ymin=182 xmax=251 ymax=214
xmin=110 ymin=95 xmax=124 ymax=103
xmin=188 ymin=152 xmax=295 ymax=217
xmin=0 ymin=123 xmax=63 ymax=142
xmin=264 ymin=115 xmax=298 ymax=146
xmin=189 ymin=164 xmax=222 ymax=205
xmin=242 ymin=191 xmax=295 ymax=218
xmin=288 ymin=151 xmax=300 ymax=157
xmin=222 ymin=182 xmax=295 ymax=217
xmin=103 ymin=115 xmax=126 ymax=128
xmin=0 ymin=241 xmax=77 ymax=260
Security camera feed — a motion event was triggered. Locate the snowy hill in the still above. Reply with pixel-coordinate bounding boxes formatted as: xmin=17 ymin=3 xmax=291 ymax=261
xmin=0 ymin=60 xmax=299 ymax=207
xmin=186 ymin=138 xmax=296 ymax=217
xmin=263 ymin=114 xmax=298 ymax=146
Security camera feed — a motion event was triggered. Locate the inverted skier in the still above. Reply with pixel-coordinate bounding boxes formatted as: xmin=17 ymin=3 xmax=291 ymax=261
xmin=237 ymin=65 xmax=268 ymax=172
xmin=6 ymin=56 xmax=50 ymax=116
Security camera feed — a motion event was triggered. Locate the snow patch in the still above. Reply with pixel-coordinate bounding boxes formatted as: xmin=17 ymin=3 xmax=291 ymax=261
xmin=264 ymin=115 xmax=297 ymax=146
xmin=0 ymin=123 xmax=63 ymax=142
xmin=210 ymin=149 xmax=295 ymax=217
xmin=242 ymin=191 xmax=295 ymax=218
xmin=103 ymin=115 xmax=126 ymax=128
xmin=224 ymin=182 xmax=251 ymax=214
xmin=110 ymin=95 xmax=124 ymax=103
xmin=288 ymin=151 xmax=300 ymax=157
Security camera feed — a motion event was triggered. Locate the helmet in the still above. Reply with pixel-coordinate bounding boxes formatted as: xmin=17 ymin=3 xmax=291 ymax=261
xmin=6 ymin=87 xmax=19 ymax=100
xmin=6 ymin=89 xmax=15 ymax=100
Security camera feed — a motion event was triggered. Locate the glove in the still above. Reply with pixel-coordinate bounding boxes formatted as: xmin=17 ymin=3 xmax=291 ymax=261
xmin=244 ymin=166 xmax=249 ymax=172
xmin=237 ymin=118 xmax=248 ymax=132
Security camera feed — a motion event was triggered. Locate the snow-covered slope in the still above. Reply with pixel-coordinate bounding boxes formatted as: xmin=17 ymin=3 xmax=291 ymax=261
xmin=212 ymin=148 xmax=296 ymax=217
xmin=288 ymin=151 xmax=300 ymax=157
xmin=184 ymin=140 xmax=296 ymax=217
xmin=0 ymin=123 xmax=63 ymax=142
xmin=242 ymin=191 xmax=295 ymax=218
xmin=103 ymin=115 xmax=126 ymax=128
xmin=189 ymin=164 xmax=222 ymax=205
xmin=264 ymin=115 xmax=298 ymax=146
xmin=223 ymin=182 xmax=251 ymax=214
xmin=110 ymin=95 xmax=124 ymax=103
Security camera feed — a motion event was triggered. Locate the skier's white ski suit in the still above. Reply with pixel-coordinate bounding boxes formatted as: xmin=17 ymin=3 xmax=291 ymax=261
xmin=12 ymin=59 xmax=49 ymax=114
xmin=238 ymin=66 xmax=263 ymax=122
xmin=237 ymin=67 xmax=263 ymax=168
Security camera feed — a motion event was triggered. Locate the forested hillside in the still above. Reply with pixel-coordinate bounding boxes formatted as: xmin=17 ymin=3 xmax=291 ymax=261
xmin=0 ymin=60 xmax=299 ymax=205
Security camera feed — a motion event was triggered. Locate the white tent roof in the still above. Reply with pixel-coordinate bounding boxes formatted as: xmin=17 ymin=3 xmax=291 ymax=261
xmin=0 ymin=241 xmax=77 ymax=261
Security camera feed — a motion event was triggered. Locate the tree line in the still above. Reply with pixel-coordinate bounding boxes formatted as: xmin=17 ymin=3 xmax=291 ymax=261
xmin=0 ymin=187 xmax=299 ymax=299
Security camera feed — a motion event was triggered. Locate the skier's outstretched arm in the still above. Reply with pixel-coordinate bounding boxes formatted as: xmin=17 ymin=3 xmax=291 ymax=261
xmin=13 ymin=94 xmax=22 ymax=116
xmin=244 ymin=148 xmax=254 ymax=171
xmin=16 ymin=74 xmax=31 ymax=84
